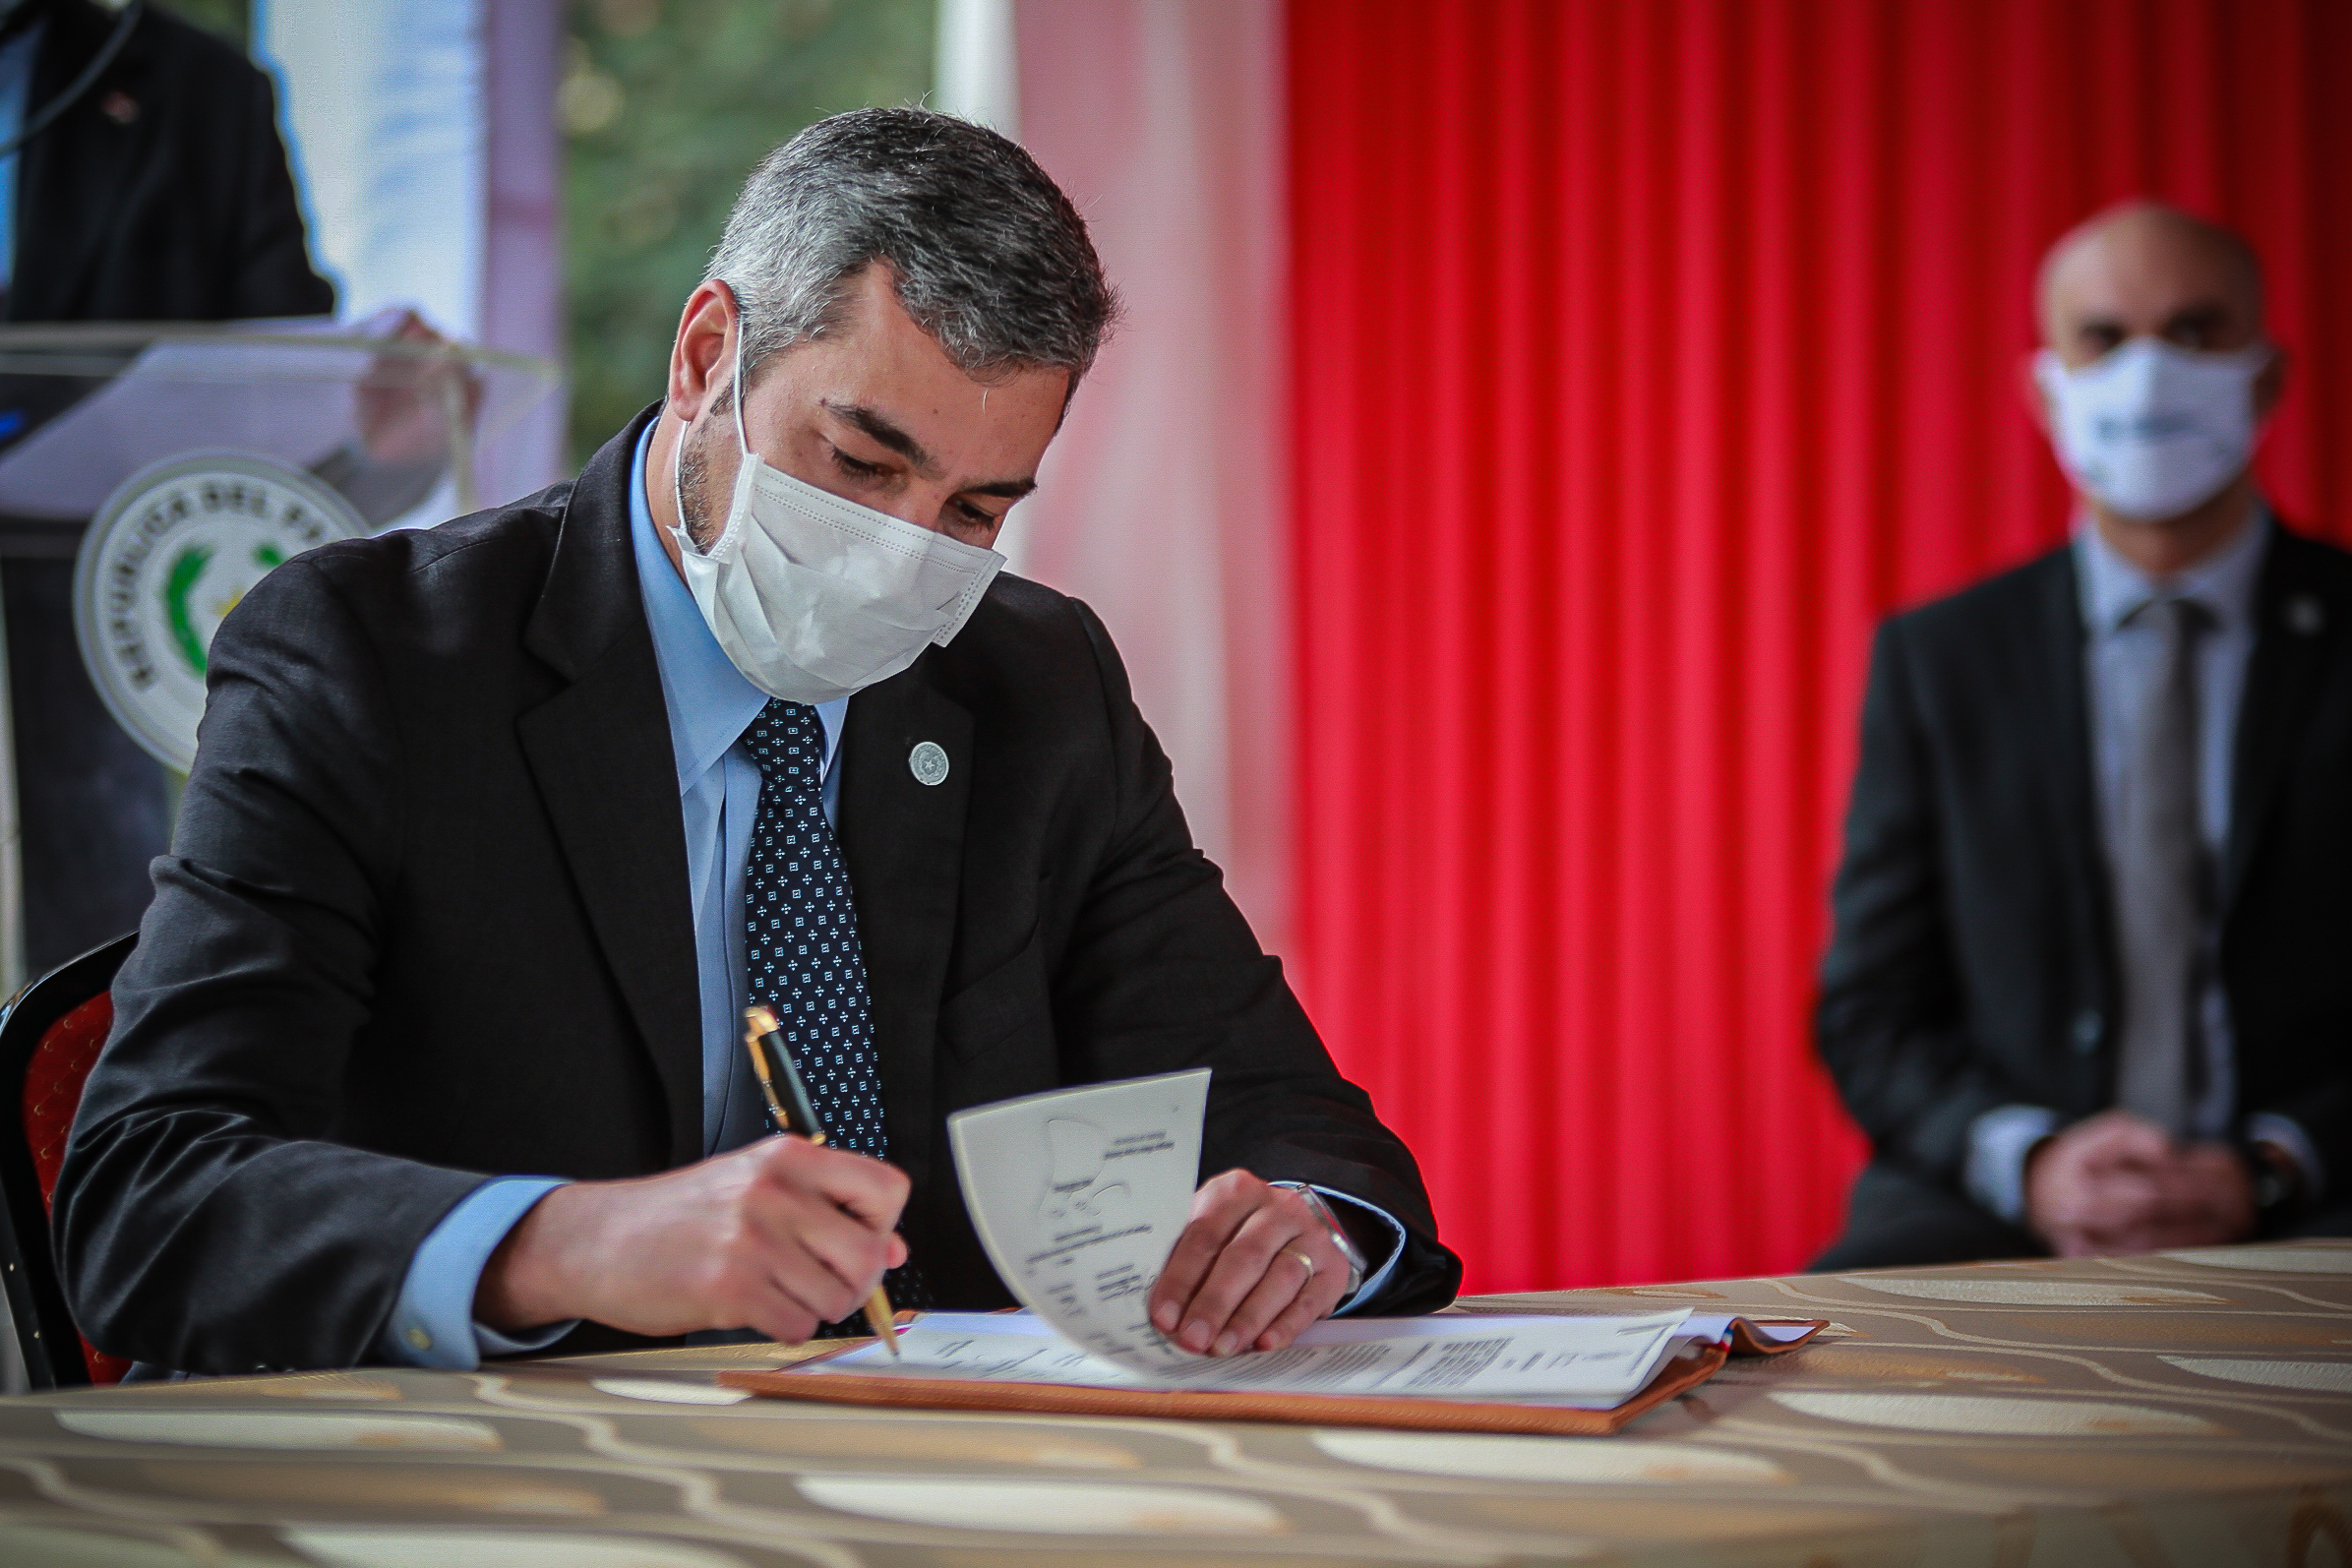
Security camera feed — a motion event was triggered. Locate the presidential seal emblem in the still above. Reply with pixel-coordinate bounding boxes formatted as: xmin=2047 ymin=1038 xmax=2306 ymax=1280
xmin=73 ymin=452 xmax=367 ymax=772
xmin=908 ymin=740 xmax=950 ymax=787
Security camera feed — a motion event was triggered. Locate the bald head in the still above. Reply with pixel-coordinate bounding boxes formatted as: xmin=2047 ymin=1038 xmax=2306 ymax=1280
xmin=2037 ymin=202 xmax=2265 ymax=365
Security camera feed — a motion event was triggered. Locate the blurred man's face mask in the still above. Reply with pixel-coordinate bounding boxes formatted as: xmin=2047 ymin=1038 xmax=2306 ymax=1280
xmin=669 ymin=328 xmax=1004 ymax=704
xmin=2034 ymin=338 xmax=2269 ymax=522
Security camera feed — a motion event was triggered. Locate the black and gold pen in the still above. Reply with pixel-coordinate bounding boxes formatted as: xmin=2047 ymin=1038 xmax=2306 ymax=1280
xmin=743 ymin=1005 xmax=901 ymax=1357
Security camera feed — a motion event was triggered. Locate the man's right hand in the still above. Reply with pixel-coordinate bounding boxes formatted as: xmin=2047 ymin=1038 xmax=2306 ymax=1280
xmin=474 ymin=1136 xmax=909 ymax=1343
xmin=2024 ymin=1110 xmax=2255 ymax=1256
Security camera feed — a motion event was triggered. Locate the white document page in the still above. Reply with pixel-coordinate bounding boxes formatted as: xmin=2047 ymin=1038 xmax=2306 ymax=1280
xmin=816 ymin=1308 xmax=1701 ymax=1407
xmin=945 ymin=1069 xmax=1210 ymax=1376
xmin=1685 ymin=1313 xmax=1815 ymax=1345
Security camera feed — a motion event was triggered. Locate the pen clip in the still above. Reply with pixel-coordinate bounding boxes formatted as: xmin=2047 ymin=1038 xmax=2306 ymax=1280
xmin=743 ymin=1006 xmax=824 ymax=1142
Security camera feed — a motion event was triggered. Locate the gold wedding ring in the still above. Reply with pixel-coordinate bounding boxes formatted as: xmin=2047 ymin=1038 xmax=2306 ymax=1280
xmin=1289 ymin=1247 xmax=1317 ymax=1280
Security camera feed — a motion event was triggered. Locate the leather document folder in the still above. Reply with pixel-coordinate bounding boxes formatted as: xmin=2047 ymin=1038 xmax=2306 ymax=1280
xmin=722 ymin=1313 xmax=1824 ymax=1435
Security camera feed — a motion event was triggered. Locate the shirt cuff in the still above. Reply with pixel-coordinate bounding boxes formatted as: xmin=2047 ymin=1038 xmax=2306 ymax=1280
xmin=1963 ymin=1106 xmax=2063 ymax=1226
xmin=381 ymin=1176 xmax=576 ymax=1369
xmin=1308 ymin=1186 xmax=1408 ymax=1315
xmin=2247 ymin=1113 xmax=2326 ymax=1204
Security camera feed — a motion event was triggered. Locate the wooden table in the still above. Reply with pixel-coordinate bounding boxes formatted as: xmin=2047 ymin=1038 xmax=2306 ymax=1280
xmin=1 ymin=1240 xmax=2346 ymax=1566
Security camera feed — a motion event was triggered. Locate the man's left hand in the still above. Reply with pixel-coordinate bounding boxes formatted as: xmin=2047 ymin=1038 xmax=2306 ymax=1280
xmin=1147 ymin=1170 xmax=1353 ymax=1356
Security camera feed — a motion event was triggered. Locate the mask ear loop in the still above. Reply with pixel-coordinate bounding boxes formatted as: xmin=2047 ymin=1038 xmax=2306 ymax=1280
xmin=731 ymin=300 xmax=753 ymax=458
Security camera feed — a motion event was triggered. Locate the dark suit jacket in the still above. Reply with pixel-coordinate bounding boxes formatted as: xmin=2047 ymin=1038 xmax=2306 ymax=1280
xmin=8 ymin=0 xmax=333 ymax=322
xmin=53 ymin=409 xmax=1461 ymax=1375
xmin=1817 ymin=525 xmax=2352 ymax=1202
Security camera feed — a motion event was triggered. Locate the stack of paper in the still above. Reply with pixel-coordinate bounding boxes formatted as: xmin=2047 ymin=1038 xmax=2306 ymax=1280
xmin=775 ymin=1070 xmax=1810 ymax=1410
xmin=814 ymin=1307 xmax=1719 ymax=1410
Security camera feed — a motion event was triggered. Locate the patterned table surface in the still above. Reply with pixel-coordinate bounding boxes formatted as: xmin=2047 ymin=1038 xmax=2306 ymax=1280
xmin=1 ymin=1241 xmax=2346 ymax=1567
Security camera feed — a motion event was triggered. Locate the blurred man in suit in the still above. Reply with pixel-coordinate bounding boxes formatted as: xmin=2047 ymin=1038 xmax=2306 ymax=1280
xmin=1815 ymin=202 xmax=2352 ymax=1268
xmin=0 ymin=0 xmax=338 ymax=977
xmin=0 ymin=0 xmax=332 ymax=323
xmin=57 ymin=110 xmax=1458 ymax=1377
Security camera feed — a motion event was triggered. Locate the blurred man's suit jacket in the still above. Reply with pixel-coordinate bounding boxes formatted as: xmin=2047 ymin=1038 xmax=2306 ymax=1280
xmin=1816 ymin=524 xmax=2352 ymax=1266
xmin=6 ymin=0 xmax=332 ymax=323
xmin=53 ymin=410 xmax=1462 ymax=1375
xmin=3 ymin=0 xmax=335 ymax=985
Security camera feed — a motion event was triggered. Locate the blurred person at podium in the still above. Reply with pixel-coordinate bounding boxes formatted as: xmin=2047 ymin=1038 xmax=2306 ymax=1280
xmin=0 ymin=0 xmax=334 ymax=979
xmin=1815 ymin=204 xmax=2352 ymax=1269
xmin=0 ymin=0 xmax=330 ymax=322
xmin=54 ymin=110 xmax=1459 ymax=1377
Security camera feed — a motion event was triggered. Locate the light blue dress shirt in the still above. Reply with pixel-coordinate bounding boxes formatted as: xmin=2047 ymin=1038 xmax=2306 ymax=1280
xmin=379 ymin=426 xmax=845 ymax=1367
xmin=382 ymin=424 xmax=1401 ymax=1367
xmin=1963 ymin=510 xmax=2322 ymax=1223
xmin=0 ymin=17 xmax=45 ymax=289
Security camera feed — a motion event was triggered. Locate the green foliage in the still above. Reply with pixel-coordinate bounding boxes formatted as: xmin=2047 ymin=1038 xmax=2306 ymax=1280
xmin=149 ymin=0 xmax=248 ymax=49
xmin=562 ymin=0 xmax=935 ymax=463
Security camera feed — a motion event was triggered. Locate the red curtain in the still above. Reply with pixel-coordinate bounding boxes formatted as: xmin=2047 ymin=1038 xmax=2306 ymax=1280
xmin=1285 ymin=0 xmax=2352 ymax=1294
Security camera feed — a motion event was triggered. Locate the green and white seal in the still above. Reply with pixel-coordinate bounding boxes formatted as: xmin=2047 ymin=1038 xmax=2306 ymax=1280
xmin=73 ymin=452 xmax=366 ymax=772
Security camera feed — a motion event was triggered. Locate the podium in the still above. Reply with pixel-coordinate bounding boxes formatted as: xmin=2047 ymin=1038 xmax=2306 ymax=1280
xmin=0 ymin=320 xmax=559 ymax=991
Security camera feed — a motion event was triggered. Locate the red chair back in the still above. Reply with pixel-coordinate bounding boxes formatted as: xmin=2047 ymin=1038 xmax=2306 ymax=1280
xmin=1 ymin=934 xmax=137 ymax=1387
xmin=21 ymin=993 xmax=131 ymax=1383
xmin=24 ymin=994 xmax=112 ymax=1209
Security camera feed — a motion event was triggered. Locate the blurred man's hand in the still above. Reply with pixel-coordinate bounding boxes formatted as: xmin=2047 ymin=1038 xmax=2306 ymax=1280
xmin=2024 ymin=1110 xmax=2256 ymax=1256
xmin=356 ymin=309 xmax=478 ymax=465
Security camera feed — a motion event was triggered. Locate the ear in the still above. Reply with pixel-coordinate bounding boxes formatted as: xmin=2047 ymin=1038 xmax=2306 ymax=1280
xmin=2019 ymin=350 xmax=2053 ymax=438
xmin=666 ymin=280 xmax=740 ymax=423
xmin=2254 ymin=342 xmax=2290 ymax=424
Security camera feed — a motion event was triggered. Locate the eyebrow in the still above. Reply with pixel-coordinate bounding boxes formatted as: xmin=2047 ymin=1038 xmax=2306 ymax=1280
xmin=2073 ymin=297 xmax=2236 ymax=335
xmin=821 ymin=398 xmax=1039 ymax=501
xmin=2162 ymin=301 xmax=2233 ymax=332
xmin=823 ymin=400 xmax=935 ymax=473
xmin=964 ymin=477 xmax=1037 ymax=502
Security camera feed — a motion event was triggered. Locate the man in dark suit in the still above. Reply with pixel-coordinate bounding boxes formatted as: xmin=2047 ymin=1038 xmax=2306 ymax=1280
xmin=2 ymin=0 xmax=332 ymax=323
xmin=54 ymin=109 xmax=1458 ymax=1376
xmin=1815 ymin=202 xmax=2352 ymax=1269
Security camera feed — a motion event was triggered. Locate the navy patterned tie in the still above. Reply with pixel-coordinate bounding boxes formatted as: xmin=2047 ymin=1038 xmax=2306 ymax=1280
xmin=742 ymin=698 xmax=888 ymax=1158
xmin=741 ymin=699 xmax=926 ymax=1316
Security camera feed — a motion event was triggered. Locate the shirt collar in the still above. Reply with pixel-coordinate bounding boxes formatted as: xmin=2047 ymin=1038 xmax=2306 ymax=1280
xmin=0 ymin=17 xmax=43 ymax=75
xmin=0 ymin=20 xmax=44 ymax=134
xmin=2074 ymin=501 xmax=2272 ymax=640
xmin=628 ymin=421 xmax=787 ymax=793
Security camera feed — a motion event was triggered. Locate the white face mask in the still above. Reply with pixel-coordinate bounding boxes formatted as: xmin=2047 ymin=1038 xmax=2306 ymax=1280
xmin=668 ymin=332 xmax=1005 ymax=704
xmin=2033 ymin=337 xmax=2268 ymax=521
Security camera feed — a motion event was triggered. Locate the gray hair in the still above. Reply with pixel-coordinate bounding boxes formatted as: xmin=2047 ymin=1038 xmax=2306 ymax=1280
xmin=707 ymin=107 xmax=1118 ymax=390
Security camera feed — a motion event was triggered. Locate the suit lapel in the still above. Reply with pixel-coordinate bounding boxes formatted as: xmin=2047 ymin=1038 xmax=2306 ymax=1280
xmin=2223 ymin=528 xmax=2337 ymax=913
xmin=516 ymin=409 xmax=704 ymax=1167
xmin=2033 ymin=549 xmax=2115 ymax=965
xmin=836 ymin=659 xmax=973 ymax=1192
